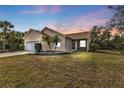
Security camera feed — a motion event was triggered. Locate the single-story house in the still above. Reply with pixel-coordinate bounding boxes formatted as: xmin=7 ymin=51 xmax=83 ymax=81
xmin=23 ymin=27 xmax=91 ymax=52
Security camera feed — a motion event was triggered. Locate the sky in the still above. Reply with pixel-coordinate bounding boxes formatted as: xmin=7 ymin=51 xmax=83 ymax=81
xmin=0 ymin=5 xmax=113 ymax=33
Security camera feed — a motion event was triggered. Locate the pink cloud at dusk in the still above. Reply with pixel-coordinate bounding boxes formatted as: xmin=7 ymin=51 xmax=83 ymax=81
xmin=50 ymin=6 xmax=60 ymax=14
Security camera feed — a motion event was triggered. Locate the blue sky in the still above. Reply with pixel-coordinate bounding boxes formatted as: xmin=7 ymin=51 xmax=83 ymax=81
xmin=0 ymin=5 xmax=113 ymax=33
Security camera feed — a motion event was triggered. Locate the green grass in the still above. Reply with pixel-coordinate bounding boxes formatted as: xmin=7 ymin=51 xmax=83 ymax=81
xmin=0 ymin=52 xmax=124 ymax=88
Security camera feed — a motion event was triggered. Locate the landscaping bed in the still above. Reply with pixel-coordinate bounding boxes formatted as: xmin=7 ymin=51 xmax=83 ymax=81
xmin=35 ymin=51 xmax=72 ymax=55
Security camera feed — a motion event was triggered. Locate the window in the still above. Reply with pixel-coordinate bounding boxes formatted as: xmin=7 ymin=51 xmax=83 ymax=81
xmin=80 ymin=40 xmax=86 ymax=47
xmin=56 ymin=42 xmax=61 ymax=47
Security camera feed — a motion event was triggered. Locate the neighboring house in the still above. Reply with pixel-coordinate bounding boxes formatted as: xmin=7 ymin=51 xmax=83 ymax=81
xmin=23 ymin=27 xmax=91 ymax=52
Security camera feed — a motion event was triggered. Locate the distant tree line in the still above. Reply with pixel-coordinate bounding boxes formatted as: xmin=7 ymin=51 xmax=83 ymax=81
xmin=0 ymin=20 xmax=25 ymax=52
xmin=90 ymin=5 xmax=124 ymax=52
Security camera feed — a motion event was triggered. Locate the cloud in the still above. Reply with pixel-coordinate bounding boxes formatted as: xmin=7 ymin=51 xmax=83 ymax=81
xmin=19 ymin=6 xmax=61 ymax=14
xmin=18 ymin=6 xmax=47 ymax=14
xmin=19 ymin=9 xmax=46 ymax=14
xmin=50 ymin=6 xmax=60 ymax=14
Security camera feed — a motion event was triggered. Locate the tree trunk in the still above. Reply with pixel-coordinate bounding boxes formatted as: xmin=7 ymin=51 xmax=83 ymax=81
xmin=54 ymin=43 xmax=56 ymax=52
xmin=2 ymin=42 xmax=5 ymax=52
xmin=48 ymin=43 xmax=51 ymax=52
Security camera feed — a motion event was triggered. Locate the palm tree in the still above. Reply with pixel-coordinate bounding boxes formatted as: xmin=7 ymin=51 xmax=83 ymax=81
xmin=0 ymin=20 xmax=14 ymax=51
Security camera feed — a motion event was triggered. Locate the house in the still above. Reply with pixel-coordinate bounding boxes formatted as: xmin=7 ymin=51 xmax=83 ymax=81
xmin=23 ymin=27 xmax=91 ymax=52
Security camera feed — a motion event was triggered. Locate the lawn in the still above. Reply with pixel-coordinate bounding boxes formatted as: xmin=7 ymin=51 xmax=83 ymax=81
xmin=0 ymin=52 xmax=124 ymax=88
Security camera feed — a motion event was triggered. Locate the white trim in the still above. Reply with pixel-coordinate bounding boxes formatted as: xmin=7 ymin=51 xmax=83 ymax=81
xmin=75 ymin=40 xmax=77 ymax=50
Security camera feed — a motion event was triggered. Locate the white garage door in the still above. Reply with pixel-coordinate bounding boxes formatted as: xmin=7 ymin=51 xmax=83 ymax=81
xmin=26 ymin=41 xmax=39 ymax=52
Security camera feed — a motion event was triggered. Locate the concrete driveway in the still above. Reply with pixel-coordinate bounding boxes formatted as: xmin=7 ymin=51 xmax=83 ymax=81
xmin=0 ymin=51 xmax=33 ymax=58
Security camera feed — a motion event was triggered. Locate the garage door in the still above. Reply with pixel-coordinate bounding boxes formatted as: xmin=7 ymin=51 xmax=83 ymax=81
xmin=26 ymin=41 xmax=39 ymax=52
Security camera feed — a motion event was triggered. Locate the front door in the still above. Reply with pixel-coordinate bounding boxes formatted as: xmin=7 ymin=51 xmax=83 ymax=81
xmin=77 ymin=39 xmax=87 ymax=51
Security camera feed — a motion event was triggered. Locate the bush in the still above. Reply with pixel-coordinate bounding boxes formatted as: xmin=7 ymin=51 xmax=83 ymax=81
xmin=19 ymin=44 xmax=24 ymax=51
xmin=101 ymin=41 xmax=114 ymax=50
xmin=118 ymin=43 xmax=124 ymax=50
xmin=5 ymin=44 xmax=10 ymax=50
xmin=35 ymin=43 xmax=42 ymax=52
xmin=90 ymin=43 xmax=99 ymax=52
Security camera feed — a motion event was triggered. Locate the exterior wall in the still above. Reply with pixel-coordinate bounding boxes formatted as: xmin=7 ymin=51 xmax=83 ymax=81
xmin=64 ymin=37 xmax=72 ymax=51
xmin=24 ymin=31 xmax=42 ymax=50
xmin=24 ymin=31 xmax=42 ymax=42
xmin=42 ymin=29 xmax=66 ymax=51
xmin=87 ymin=37 xmax=91 ymax=51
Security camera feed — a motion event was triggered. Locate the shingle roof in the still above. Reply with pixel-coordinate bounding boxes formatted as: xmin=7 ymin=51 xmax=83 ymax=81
xmin=41 ymin=27 xmax=63 ymax=35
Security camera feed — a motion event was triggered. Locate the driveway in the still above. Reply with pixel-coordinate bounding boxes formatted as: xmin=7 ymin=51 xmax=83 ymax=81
xmin=0 ymin=51 xmax=33 ymax=58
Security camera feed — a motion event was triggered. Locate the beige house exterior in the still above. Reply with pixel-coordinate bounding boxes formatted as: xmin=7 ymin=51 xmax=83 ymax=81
xmin=23 ymin=27 xmax=91 ymax=52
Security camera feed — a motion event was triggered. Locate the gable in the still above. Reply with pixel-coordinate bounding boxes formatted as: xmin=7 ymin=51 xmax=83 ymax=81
xmin=24 ymin=29 xmax=42 ymax=42
xmin=41 ymin=27 xmax=63 ymax=36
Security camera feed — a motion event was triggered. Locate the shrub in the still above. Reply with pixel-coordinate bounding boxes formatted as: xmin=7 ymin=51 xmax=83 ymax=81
xmin=101 ymin=41 xmax=114 ymax=50
xmin=5 ymin=44 xmax=10 ymax=51
xmin=35 ymin=43 xmax=42 ymax=52
xmin=19 ymin=44 xmax=24 ymax=51
xmin=118 ymin=43 xmax=124 ymax=50
xmin=90 ymin=43 xmax=99 ymax=52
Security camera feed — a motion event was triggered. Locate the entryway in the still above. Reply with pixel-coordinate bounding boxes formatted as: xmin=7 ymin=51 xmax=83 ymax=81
xmin=72 ymin=39 xmax=87 ymax=51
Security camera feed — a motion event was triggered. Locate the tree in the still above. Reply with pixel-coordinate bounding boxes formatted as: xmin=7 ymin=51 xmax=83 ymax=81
xmin=0 ymin=20 xmax=14 ymax=51
xmin=52 ymin=34 xmax=60 ymax=51
xmin=107 ymin=5 xmax=124 ymax=35
xmin=42 ymin=35 xmax=53 ymax=51
xmin=90 ymin=26 xmax=113 ymax=51
xmin=90 ymin=26 xmax=101 ymax=51
xmin=8 ymin=31 xmax=24 ymax=51
xmin=99 ymin=29 xmax=112 ymax=49
xmin=90 ymin=43 xmax=99 ymax=52
xmin=105 ymin=5 xmax=124 ymax=50
xmin=0 ymin=32 xmax=3 ymax=51
xmin=0 ymin=20 xmax=25 ymax=52
xmin=90 ymin=26 xmax=102 ymax=44
xmin=111 ymin=35 xmax=124 ymax=49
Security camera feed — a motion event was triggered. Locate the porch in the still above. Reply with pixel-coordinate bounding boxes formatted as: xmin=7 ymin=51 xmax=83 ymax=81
xmin=72 ymin=39 xmax=88 ymax=51
xmin=64 ymin=31 xmax=91 ymax=51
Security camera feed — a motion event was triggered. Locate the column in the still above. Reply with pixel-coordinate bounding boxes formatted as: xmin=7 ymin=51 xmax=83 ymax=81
xmin=75 ymin=40 xmax=77 ymax=50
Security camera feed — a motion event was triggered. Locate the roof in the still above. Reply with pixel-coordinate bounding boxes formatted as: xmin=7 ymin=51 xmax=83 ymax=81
xmin=63 ymin=31 xmax=90 ymax=35
xmin=23 ymin=27 xmax=90 ymax=39
xmin=41 ymin=27 xmax=64 ymax=35
xmin=23 ymin=28 xmax=41 ymax=39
